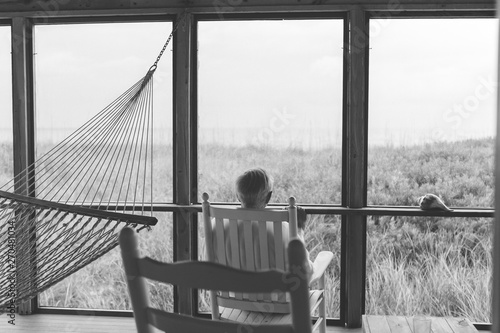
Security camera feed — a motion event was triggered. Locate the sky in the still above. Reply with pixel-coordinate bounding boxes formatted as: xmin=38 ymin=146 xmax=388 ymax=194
xmin=0 ymin=17 xmax=498 ymax=148
xmin=369 ymin=18 xmax=498 ymax=145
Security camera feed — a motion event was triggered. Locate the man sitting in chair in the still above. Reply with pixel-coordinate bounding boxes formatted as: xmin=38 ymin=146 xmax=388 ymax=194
xmin=231 ymin=167 xmax=314 ymax=280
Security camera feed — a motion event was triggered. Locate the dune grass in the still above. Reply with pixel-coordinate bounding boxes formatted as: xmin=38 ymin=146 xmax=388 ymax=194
xmin=31 ymin=138 xmax=494 ymax=322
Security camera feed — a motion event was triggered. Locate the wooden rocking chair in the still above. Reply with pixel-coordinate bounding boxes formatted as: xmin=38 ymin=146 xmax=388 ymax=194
xmin=201 ymin=192 xmax=334 ymax=333
xmin=119 ymin=227 xmax=312 ymax=333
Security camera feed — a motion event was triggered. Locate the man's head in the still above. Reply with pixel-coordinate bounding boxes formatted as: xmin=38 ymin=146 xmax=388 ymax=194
xmin=235 ymin=168 xmax=273 ymax=209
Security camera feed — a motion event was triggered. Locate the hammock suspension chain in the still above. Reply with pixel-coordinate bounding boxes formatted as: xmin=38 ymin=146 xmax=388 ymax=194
xmin=149 ymin=10 xmax=188 ymax=73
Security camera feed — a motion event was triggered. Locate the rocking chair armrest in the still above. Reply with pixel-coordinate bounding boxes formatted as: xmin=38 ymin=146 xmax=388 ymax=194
xmin=309 ymin=251 xmax=334 ymax=286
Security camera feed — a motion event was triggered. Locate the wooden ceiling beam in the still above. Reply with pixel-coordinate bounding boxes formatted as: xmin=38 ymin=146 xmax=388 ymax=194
xmin=0 ymin=0 xmax=495 ymax=19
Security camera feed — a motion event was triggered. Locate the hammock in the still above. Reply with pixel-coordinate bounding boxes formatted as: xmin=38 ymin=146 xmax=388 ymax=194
xmin=0 ymin=14 xmax=185 ymax=312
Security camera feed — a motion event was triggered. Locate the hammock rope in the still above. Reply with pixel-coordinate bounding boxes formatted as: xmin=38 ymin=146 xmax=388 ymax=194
xmin=0 ymin=12 xmax=187 ymax=312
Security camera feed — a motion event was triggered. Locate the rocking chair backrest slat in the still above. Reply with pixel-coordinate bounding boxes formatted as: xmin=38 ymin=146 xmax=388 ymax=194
xmin=273 ymin=220 xmax=286 ymax=303
xmin=228 ymin=219 xmax=240 ymax=269
xmin=242 ymin=219 xmax=258 ymax=301
xmin=258 ymin=220 xmax=271 ymax=270
xmin=243 ymin=220 xmax=255 ymax=271
xmin=215 ymin=217 xmax=226 ymax=265
xmin=214 ymin=217 xmax=229 ymax=299
xmin=274 ymin=220 xmax=285 ymax=271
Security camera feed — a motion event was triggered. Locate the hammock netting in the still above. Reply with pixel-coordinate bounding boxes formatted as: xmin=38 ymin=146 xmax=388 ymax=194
xmin=0 ymin=18 xmax=181 ymax=311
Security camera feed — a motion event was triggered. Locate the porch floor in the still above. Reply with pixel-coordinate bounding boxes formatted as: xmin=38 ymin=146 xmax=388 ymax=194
xmin=0 ymin=313 xmax=363 ymax=333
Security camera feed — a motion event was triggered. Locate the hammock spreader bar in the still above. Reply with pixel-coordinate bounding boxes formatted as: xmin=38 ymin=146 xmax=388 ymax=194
xmin=0 ymin=190 xmax=157 ymax=226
